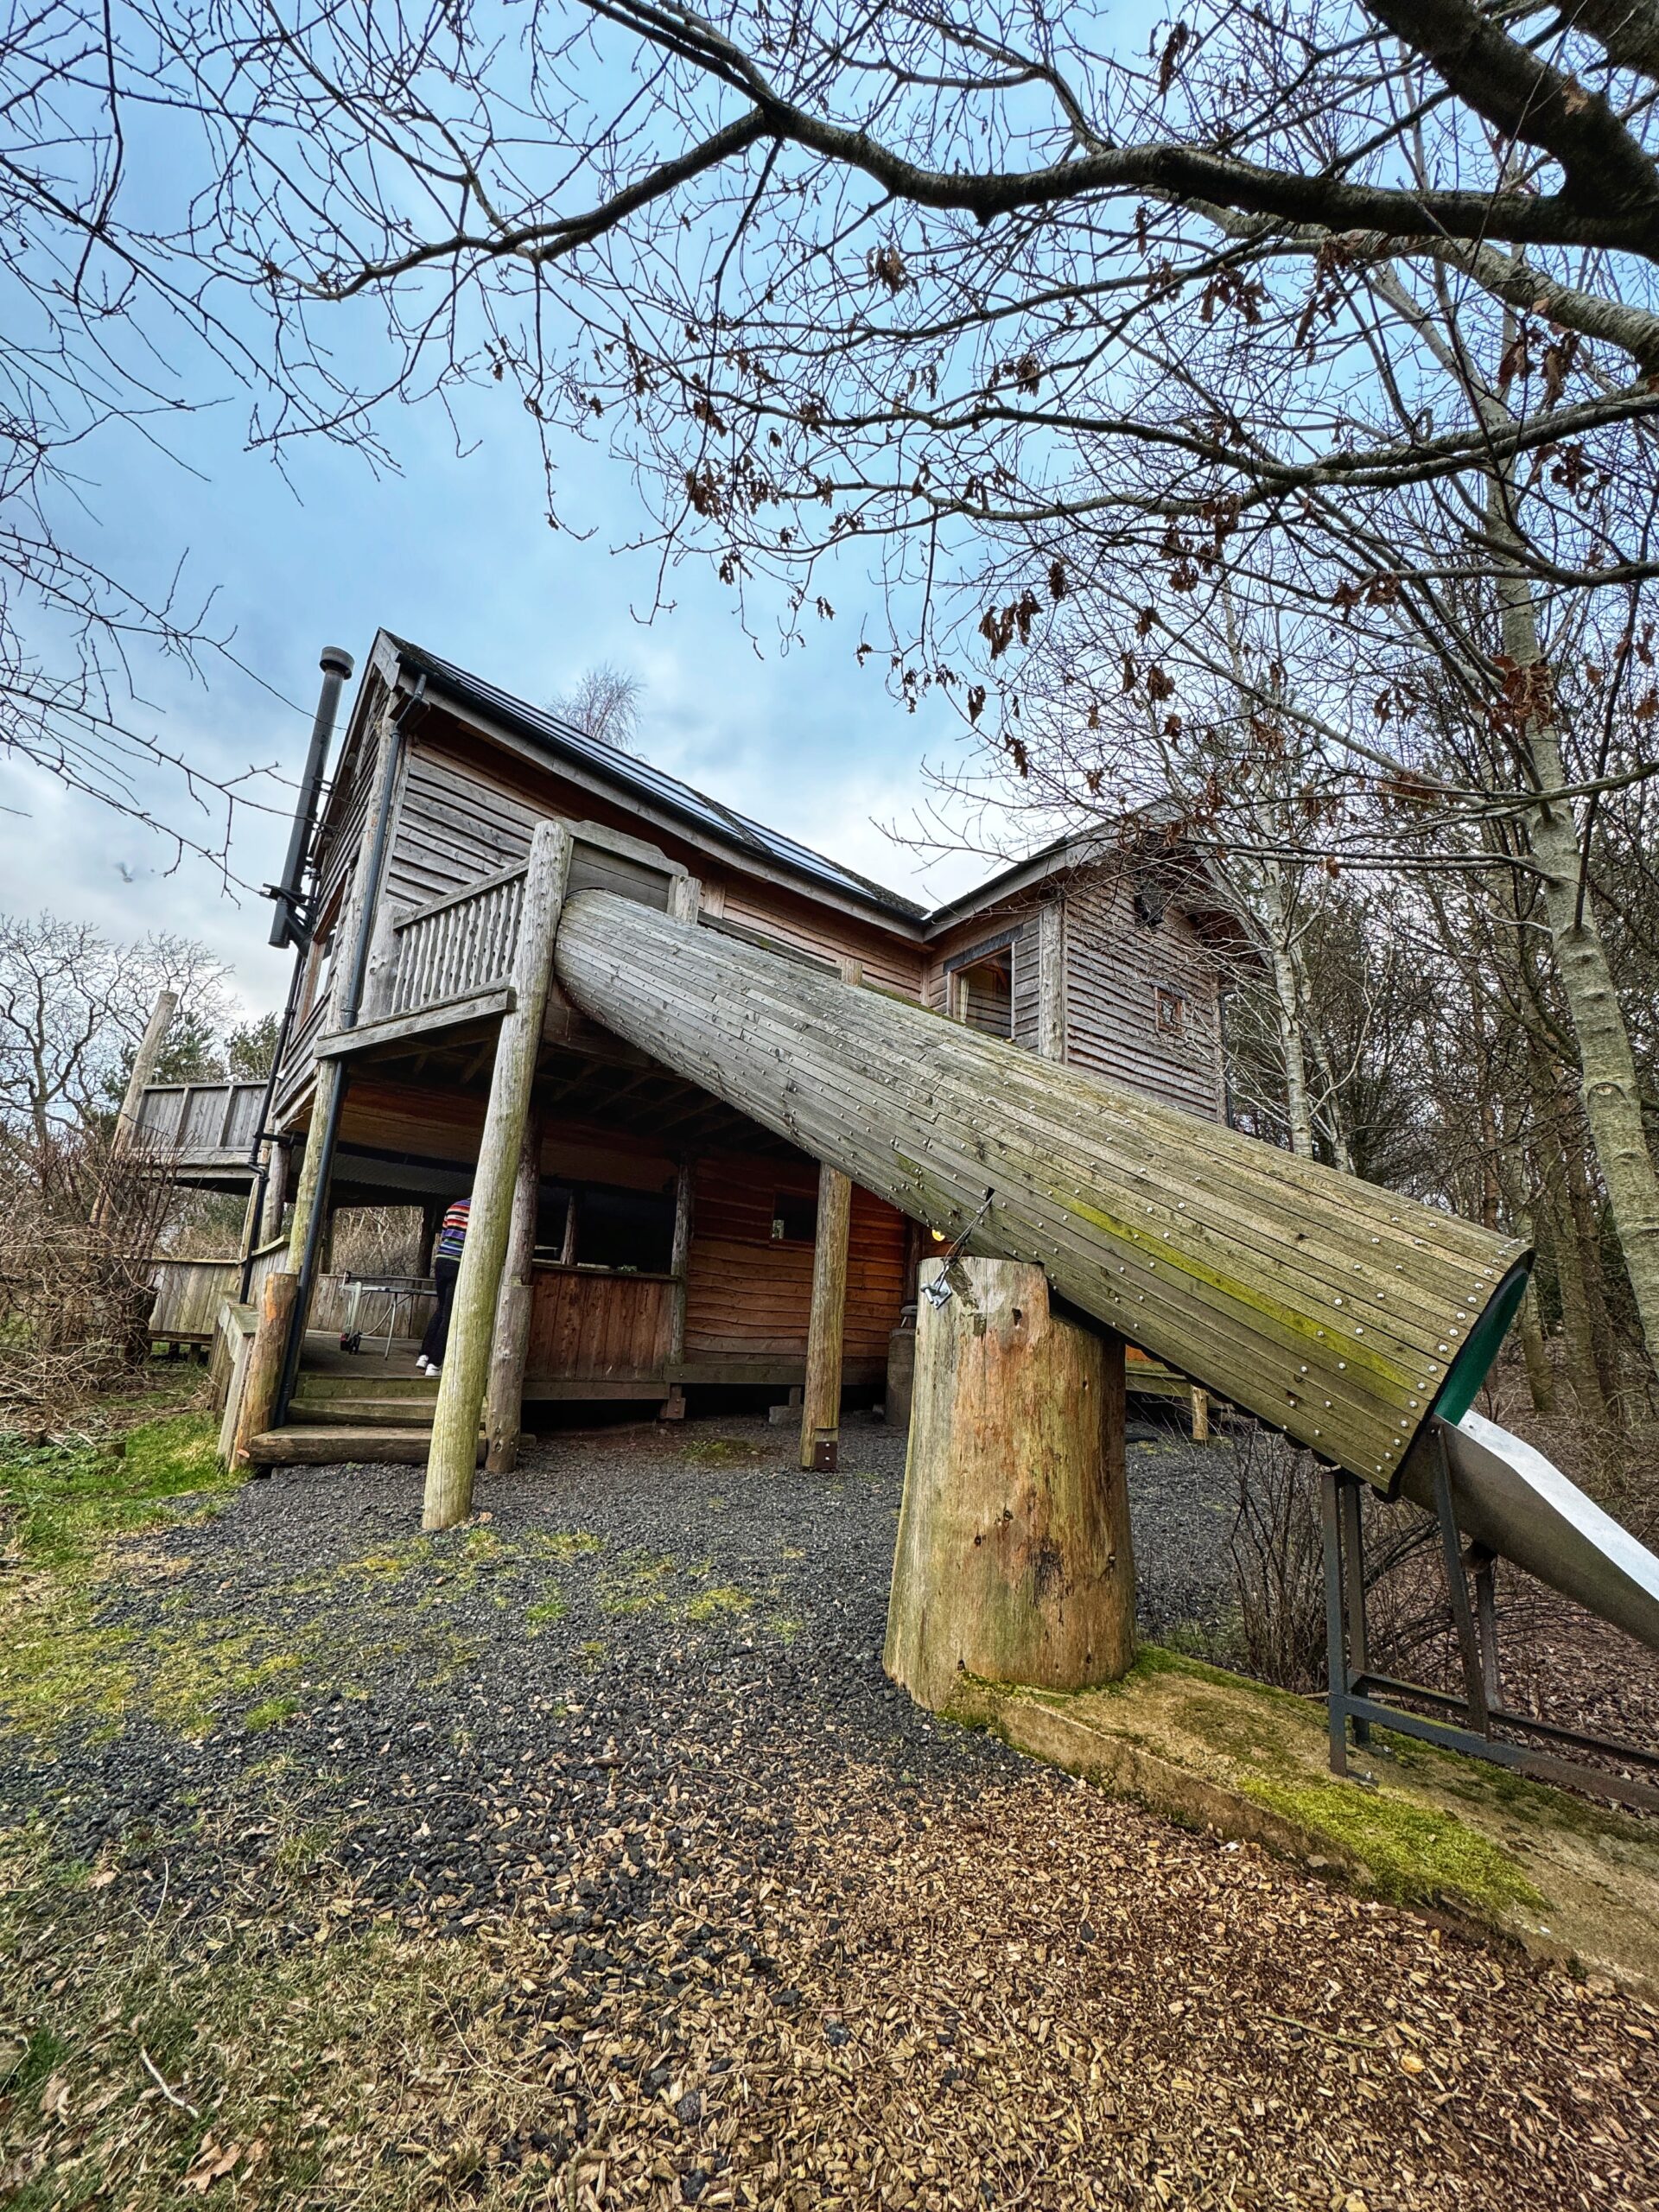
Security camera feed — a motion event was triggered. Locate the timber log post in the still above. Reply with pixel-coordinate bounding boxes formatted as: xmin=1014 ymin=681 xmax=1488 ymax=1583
xmin=484 ymin=1114 xmax=542 ymax=1475
xmin=884 ymin=1257 xmax=1135 ymax=1711
xmin=93 ymin=988 xmax=177 ymax=1231
xmin=799 ymin=1162 xmax=853 ymax=1471
xmin=425 ymin=822 xmax=571 ymax=1528
xmin=232 ymin=1270 xmax=300 ymax=1473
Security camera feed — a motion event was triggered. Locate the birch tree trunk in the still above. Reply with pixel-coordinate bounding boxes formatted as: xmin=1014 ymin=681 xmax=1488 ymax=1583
xmin=1258 ymin=861 xmax=1316 ymax=1160
xmin=1490 ymin=478 xmax=1659 ymax=1374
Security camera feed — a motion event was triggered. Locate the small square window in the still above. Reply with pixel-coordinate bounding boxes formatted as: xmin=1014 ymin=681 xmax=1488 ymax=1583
xmin=1154 ymin=986 xmax=1186 ymax=1038
xmin=771 ymin=1192 xmax=818 ymax=1243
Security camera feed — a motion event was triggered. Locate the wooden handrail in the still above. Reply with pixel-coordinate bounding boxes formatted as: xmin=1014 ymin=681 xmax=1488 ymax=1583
xmin=392 ymin=859 xmax=528 ymax=932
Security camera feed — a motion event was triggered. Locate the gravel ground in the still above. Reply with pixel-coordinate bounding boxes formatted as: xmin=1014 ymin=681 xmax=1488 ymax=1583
xmin=2 ymin=1413 xmax=1655 ymax=2210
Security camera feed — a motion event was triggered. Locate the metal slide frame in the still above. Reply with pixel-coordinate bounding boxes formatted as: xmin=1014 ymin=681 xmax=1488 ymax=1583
xmin=1321 ymin=1440 xmax=1659 ymax=1815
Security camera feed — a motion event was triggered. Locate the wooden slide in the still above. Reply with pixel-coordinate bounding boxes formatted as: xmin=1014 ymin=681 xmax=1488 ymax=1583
xmin=554 ymin=891 xmax=1659 ymax=1650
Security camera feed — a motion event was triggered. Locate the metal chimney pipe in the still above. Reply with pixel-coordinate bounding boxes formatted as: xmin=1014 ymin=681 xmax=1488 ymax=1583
xmin=267 ymin=645 xmax=354 ymax=948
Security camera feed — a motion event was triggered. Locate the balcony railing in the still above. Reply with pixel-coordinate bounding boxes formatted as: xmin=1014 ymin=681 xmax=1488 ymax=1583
xmin=134 ymin=1080 xmax=265 ymax=1159
xmin=390 ymin=861 xmax=526 ymax=1016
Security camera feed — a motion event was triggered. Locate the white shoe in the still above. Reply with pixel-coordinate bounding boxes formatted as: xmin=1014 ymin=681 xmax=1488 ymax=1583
xmin=429 ymin=1363 xmax=442 ymax=1377
xmin=416 ymin=1356 xmax=430 ymax=1372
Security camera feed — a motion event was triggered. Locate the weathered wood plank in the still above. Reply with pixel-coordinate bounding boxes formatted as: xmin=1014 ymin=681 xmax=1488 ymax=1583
xmin=554 ymin=892 xmax=1525 ymax=1493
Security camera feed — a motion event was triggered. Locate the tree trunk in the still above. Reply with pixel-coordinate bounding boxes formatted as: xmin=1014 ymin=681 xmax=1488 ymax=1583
xmin=1259 ymin=863 xmax=1316 ymax=1160
xmin=1491 ymin=485 xmax=1659 ymax=1373
xmin=885 ymin=1258 xmax=1135 ymax=1710
xmin=425 ymin=823 xmax=570 ymax=1529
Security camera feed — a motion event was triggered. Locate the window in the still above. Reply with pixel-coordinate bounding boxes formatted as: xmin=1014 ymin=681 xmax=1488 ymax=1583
xmin=537 ymin=1181 xmax=677 ymax=1272
xmin=952 ymin=950 xmax=1014 ymax=1039
xmin=1154 ymin=986 xmax=1186 ymax=1038
xmin=771 ymin=1191 xmax=819 ymax=1243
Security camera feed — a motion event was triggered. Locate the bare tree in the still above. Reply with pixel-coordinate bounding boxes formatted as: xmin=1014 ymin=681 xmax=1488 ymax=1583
xmin=550 ymin=664 xmax=645 ymax=753
xmin=0 ymin=915 xmax=232 ymax=1150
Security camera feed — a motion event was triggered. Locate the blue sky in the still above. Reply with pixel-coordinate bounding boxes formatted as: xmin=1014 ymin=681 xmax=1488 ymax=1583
xmin=1 ymin=345 xmax=990 ymax=1022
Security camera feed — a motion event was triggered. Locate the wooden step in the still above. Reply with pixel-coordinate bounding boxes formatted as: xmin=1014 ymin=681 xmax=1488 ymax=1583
xmin=289 ymin=1397 xmax=437 ymax=1427
xmin=296 ymin=1370 xmax=439 ymax=1402
xmin=245 ymin=1426 xmax=483 ymax=1468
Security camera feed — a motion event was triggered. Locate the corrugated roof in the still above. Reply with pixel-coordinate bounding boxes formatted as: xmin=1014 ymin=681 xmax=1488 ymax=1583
xmin=385 ymin=634 xmax=928 ymax=922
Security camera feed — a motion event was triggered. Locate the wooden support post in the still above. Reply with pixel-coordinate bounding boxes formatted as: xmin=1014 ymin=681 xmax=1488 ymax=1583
xmin=425 ymin=822 xmax=571 ymax=1529
xmin=94 ymin=988 xmax=177 ymax=1230
xmin=667 ymin=1160 xmax=694 ymax=1366
xmin=1190 ymin=1386 xmax=1211 ymax=1443
xmin=259 ymin=1138 xmax=290 ymax=1244
xmin=232 ymin=1269 xmax=299 ymax=1473
xmin=286 ymin=1061 xmax=342 ymax=1274
xmin=484 ymin=1114 xmax=542 ymax=1475
xmin=884 ymin=1257 xmax=1135 ymax=1711
xmin=799 ymin=1160 xmax=852 ymax=1471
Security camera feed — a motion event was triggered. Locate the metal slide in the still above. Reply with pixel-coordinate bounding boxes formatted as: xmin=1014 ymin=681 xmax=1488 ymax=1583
xmin=553 ymin=890 xmax=1659 ymax=1655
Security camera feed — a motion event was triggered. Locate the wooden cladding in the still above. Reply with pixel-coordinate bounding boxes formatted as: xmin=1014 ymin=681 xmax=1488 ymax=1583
xmin=684 ymin=1158 xmax=907 ymax=1360
xmin=524 ymin=1267 xmax=675 ymax=1387
xmin=1062 ymin=871 xmax=1223 ymax=1121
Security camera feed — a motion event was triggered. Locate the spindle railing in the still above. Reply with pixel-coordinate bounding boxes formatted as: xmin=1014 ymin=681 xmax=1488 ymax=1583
xmin=390 ymin=861 xmax=527 ymax=1016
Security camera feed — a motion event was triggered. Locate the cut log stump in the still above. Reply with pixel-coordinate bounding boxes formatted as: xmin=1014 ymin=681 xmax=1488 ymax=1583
xmin=884 ymin=1257 xmax=1135 ymax=1713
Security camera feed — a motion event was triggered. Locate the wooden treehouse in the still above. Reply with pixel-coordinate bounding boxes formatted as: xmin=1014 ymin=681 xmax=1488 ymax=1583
xmin=141 ymin=633 xmax=1237 ymax=1477
xmin=133 ymin=639 xmax=1659 ymax=1807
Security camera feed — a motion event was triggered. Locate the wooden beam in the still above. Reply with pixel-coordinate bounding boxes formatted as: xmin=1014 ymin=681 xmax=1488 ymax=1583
xmin=885 ymin=1258 xmax=1135 ymax=1708
xmin=424 ymin=822 xmax=572 ymax=1529
xmin=113 ymin=988 xmax=179 ymax=1158
xmin=484 ymin=1112 xmax=542 ymax=1475
xmin=315 ymin=986 xmax=515 ymax=1060
xmin=799 ymin=1160 xmax=853 ymax=1471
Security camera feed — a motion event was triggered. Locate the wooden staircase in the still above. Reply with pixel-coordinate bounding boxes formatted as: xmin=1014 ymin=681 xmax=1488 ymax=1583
xmin=246 ymin=1367 xmax=482 ymax=1468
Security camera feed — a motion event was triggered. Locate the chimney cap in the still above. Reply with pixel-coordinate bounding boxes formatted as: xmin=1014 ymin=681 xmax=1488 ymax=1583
xmin=319 ymin=645 xmax=354 ymax=678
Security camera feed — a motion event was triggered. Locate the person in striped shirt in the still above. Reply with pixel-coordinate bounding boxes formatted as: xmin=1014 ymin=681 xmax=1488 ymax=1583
xmin=419 ymin=1195 xmax=470 ymax=1374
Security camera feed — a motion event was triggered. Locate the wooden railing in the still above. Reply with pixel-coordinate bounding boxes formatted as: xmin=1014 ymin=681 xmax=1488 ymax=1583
xmin=134 ymin=1080 xmax=265 ymax=1159
xmin=391 ymin=862 xmax=526 ymax=1016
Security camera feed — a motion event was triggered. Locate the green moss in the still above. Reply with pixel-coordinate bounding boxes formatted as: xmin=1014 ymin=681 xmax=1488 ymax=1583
xmin=1242 ymin=1773 xmax=1544 ymax=1916
xmin=524 ymin=1593 xmax=568 ymax=1634
xmin=766 ymin=1611 xmax=804 ymax=1643
xmin=680 ymin=1438 xmax=764 ymax=1466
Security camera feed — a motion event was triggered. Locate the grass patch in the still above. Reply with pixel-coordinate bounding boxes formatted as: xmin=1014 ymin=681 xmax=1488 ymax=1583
xmin=244 ymin=1694 xmax=302 ymax=1732
xmin=0 ymin=1414 xmax=232 ymax=1573
xmin=684 ymin=1584 xmax=753 ymax=1624
xmin=524 ymin=1594 xmax=568 ymax=1635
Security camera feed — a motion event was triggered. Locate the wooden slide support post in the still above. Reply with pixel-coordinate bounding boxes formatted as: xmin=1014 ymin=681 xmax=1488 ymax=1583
xmin=484 ymin=1114 xmax=542 ymax=1475
xmin=884 ymin=1257 xmax=1135 ymax=1713
xmin=800 ymin=1161 xmax=853 ymax=1471
xmin=232 ymin=1268 xmax=300 ymax=1473
xmin=425 ymin=822 xmax=571 ymax=1529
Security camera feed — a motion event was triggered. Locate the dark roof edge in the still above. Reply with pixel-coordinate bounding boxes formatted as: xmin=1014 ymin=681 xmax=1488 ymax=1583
xmin=383 ymin=633 xmax=929 ymax=925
